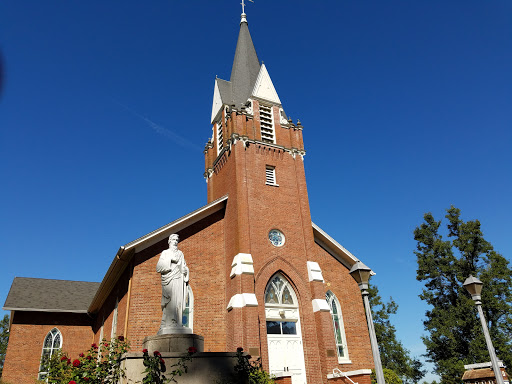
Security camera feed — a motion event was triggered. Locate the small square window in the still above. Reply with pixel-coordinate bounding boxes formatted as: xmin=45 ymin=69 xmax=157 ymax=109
xmin=265 ymin=166 xmax=277 ymax=186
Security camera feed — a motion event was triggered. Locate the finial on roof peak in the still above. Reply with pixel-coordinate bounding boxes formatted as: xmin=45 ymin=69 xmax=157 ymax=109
xmin=240 ymin=0 xmax=253 ymax=24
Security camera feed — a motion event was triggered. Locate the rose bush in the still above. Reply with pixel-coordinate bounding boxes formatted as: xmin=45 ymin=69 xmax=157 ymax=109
xmin=41 ymin=336 xmax=129 ymax=384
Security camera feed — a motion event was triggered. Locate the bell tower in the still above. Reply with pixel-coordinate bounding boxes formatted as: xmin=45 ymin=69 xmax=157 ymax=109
xmin=203 ymin=14 xmax=325 ymax=379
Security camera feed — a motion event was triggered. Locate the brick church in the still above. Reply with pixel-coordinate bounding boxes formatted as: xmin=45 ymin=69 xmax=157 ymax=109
xmin=2 ymin=9 xmax=374 ymax=384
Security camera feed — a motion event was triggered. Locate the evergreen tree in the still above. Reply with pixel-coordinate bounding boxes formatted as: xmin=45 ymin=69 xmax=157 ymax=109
xmin=414 ymin=206 xmax=512 ymax=384
xmin=0 ymin=314 xmax=9 ymax=378
xmin=369 ymin=285 xmax=426 ymax=384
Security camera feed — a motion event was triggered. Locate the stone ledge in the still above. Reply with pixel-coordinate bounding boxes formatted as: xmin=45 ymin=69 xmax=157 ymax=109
xmin=143 ymin=333 xmax=204 ymax=353
xmin=120 ymin=352 xmax=239 ymax=384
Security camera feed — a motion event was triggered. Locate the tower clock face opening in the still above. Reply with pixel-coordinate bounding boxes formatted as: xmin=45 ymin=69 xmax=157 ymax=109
xmin=268 ymin=229 xmax=285 ymax=247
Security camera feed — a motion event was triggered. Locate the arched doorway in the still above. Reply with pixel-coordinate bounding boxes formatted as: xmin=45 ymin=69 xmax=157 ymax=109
xmin=264 ymin=274 xmax=307 ymax=384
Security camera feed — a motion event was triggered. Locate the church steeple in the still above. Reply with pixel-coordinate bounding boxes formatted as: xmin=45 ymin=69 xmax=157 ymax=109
xmin=229 ymin=13 xmax=260 ymax=108
xmin=206 ymin=10 xmax=306 ymax=196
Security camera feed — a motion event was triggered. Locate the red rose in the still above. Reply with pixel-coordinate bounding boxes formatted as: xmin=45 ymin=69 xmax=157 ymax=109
xmin=69 ymin=381 xmax=77 ymax=384
xmin=159 ymin=358 xmax=165 ymax=365
xmin=92 ymin=343 xmax=98 ymax=349
xmin=73 ymin=359 xmax=80 ymax=367
xmin=118 ymin=335 xmax=124 ymax=341
xmin=61 ymin=356 xmax=68 ymax=361
xmin=188 ymin=346 xmax=197 ymax=354
xmin=237 ymin=347 xmax=243 ymax=352
xmin=79 ymin=353 xmax=84 ymax=357
xmin=67 ymin=358 xmax=71 ymax=365
xmin=142 ymin=348 xmax=148 ymax=354
xmin=84 ymin=378 xmax=90 ymax=382
xmin=87 ymin=355 xmax=92 ymax=360
xmin=104 ymin=343 xmax=109 ymax=347
xmin=153 ymin=350 xmax=161 ymax=356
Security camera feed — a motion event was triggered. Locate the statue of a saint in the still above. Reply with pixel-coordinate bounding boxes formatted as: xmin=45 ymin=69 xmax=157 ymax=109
xmin=156 ymin=234 xmax=190 ymax=334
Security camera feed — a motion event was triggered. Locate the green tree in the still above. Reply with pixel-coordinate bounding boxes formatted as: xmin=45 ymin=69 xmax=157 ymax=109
xmin=0 ymin=314 xmax=9 ymax=378
xmin=369 ymin=285 xmax=426 ymax=384
xmin=414 ymin=206 xmax=512 ymax=384
xmin=371 ymin=368 xmax=403 ymax=384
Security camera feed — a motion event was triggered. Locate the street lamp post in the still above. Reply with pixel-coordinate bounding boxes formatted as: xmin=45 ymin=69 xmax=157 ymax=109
xmin=463 ymin=275 xmax=505 ymax=384
xmin=350 ymin=260 xmax=386 ymax=384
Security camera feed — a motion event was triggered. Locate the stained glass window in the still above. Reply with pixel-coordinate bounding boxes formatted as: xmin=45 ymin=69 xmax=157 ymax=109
xmin=326 ymin=291 xmax=349 ymax=361
xmin=268 ymin=229 xmax=285 ymax=247
xmin=265 ymin=285 xmax=278 ymax=304
xmin=38 ymin=328 xmax=62 ymax=380
xmin=264 ymin=275 xmax=295 ymax=306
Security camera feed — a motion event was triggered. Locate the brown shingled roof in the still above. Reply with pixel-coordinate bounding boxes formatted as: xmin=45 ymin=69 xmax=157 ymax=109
xmin=3 ymin=277 xmax=100 ymax=313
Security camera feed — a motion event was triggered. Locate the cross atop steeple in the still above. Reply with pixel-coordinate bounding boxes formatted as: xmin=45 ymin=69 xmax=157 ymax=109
xmin=240 ymin=0 xmax=253 ymax=23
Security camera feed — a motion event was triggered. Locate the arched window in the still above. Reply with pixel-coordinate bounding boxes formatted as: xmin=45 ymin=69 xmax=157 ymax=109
xmin=264 ymin=274 xmax=298 ymax=334
xmin=182 ymin=285 xmax=194 ymax=330
xmin=326 ymin=291 xmax=350 ymax=363
xmin=38 ymin=328 xmax=62 ymax=380
xmin=265 ymin=274 xmax=296 ymax=306
xmin=264 ymin=274 xmax=307 ymax=383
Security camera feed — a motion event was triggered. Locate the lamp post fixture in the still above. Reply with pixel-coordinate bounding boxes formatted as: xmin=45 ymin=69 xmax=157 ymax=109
xmin=350 ymin=260 xmax=385 ymax=384
xmin=463 ymin=275 xmax=505 ymax=384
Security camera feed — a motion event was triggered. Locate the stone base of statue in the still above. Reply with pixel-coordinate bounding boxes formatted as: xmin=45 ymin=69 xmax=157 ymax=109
xmin=157 ymin=325 xmax=193 ymax=335
xmin=143 ymin=333 xmax=204 ymax=353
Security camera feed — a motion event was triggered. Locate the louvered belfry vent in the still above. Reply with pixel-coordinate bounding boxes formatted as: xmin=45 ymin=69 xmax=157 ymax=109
xmin=217 ymin=121 xmax=224 ymax=155
xmin=260 ymin=105 xmax=275 ymax=144
xmin=266 ymin=165 xmax=276 ymax=185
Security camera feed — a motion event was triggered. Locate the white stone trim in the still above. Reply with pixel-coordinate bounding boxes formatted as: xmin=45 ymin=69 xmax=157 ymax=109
xmin=227 ymin=293 xmax=258 ymax=310
xmin=211 ymin=79 xmax=223 ymax=124
xmin=307 ymin=261 xmax=324 ymax=282
xmin=312 ymin=299 xmax=330 ymax=312
xmin=251 ymin=63 xmax=281 ymax=104
xmin=327 ymin=369 xmax=372 ymax=380
xmin=230 ymin=253 xmax=254 ymax=278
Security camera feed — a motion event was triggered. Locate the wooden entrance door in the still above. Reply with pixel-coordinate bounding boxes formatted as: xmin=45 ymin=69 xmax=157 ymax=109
xmin=265 ymin=274 xmax=307 ymax=384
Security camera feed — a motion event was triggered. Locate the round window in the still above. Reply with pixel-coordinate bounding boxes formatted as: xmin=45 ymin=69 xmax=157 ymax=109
xmin=268 ymin=229 xmax=285 ymax=247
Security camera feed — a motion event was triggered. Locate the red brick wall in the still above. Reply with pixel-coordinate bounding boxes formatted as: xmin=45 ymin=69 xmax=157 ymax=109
xmin=92 ymin=264 xmax=131 ymax=344
xmin=314 ymin=242 xmax=375 ymax=372
xmin=126 ymin=209 xmax=227 ymax=352
xmin=2 ymin=311 xmax=93 ymax=383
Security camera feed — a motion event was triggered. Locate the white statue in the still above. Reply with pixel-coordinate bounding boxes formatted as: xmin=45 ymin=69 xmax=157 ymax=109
xmin=156 ymin=234 xmax=191 ymax=334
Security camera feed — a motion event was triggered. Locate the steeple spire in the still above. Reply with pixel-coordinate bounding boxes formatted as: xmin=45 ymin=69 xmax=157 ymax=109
xmin=230 ymin=5 xmax=260 ymax=107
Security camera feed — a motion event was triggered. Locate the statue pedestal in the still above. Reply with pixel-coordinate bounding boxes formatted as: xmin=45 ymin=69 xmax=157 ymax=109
xmin=142 ymin=333 xmax=204 ymax=353
xmin=157 ymin=326 xmax=193 ymax=335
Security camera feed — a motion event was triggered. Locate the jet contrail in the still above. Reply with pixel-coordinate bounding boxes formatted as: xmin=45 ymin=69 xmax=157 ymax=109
xmin=113 ymin=100 xmax=202 ymax=152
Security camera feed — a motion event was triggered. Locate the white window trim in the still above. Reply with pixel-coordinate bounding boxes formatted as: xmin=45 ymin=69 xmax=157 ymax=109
xmin=98 ymin=316 xmax=105 ymax=360
xmin=111 ymin=298 xmax=119 ymax=339
xmin=326 ymin=291 xmax=351 ymax=364
xmin=265 ymin=165 xmax=278 ymax=186
xmin=38 ymin=328 xmax=63 ymax=380
xmin=216 ymin=121 xmax=224 ymax=156
xmin=183 ymin=285 xmax=194 ymax=331
xmin=259 ymin=104 xmax=275 ymax=144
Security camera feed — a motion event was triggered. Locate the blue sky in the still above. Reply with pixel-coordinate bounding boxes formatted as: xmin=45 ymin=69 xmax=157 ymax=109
xmin=1 ymin=1 xmax=511 ymax=381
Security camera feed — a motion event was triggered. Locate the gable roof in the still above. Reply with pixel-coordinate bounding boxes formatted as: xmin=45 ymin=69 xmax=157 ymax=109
xmin=88 ymin=195 xmax=228 ymax=313
xmin=3 ymin=277 xmax=100 ymax=313
xmin=312 ymin=222 xmax=361 ymax=269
